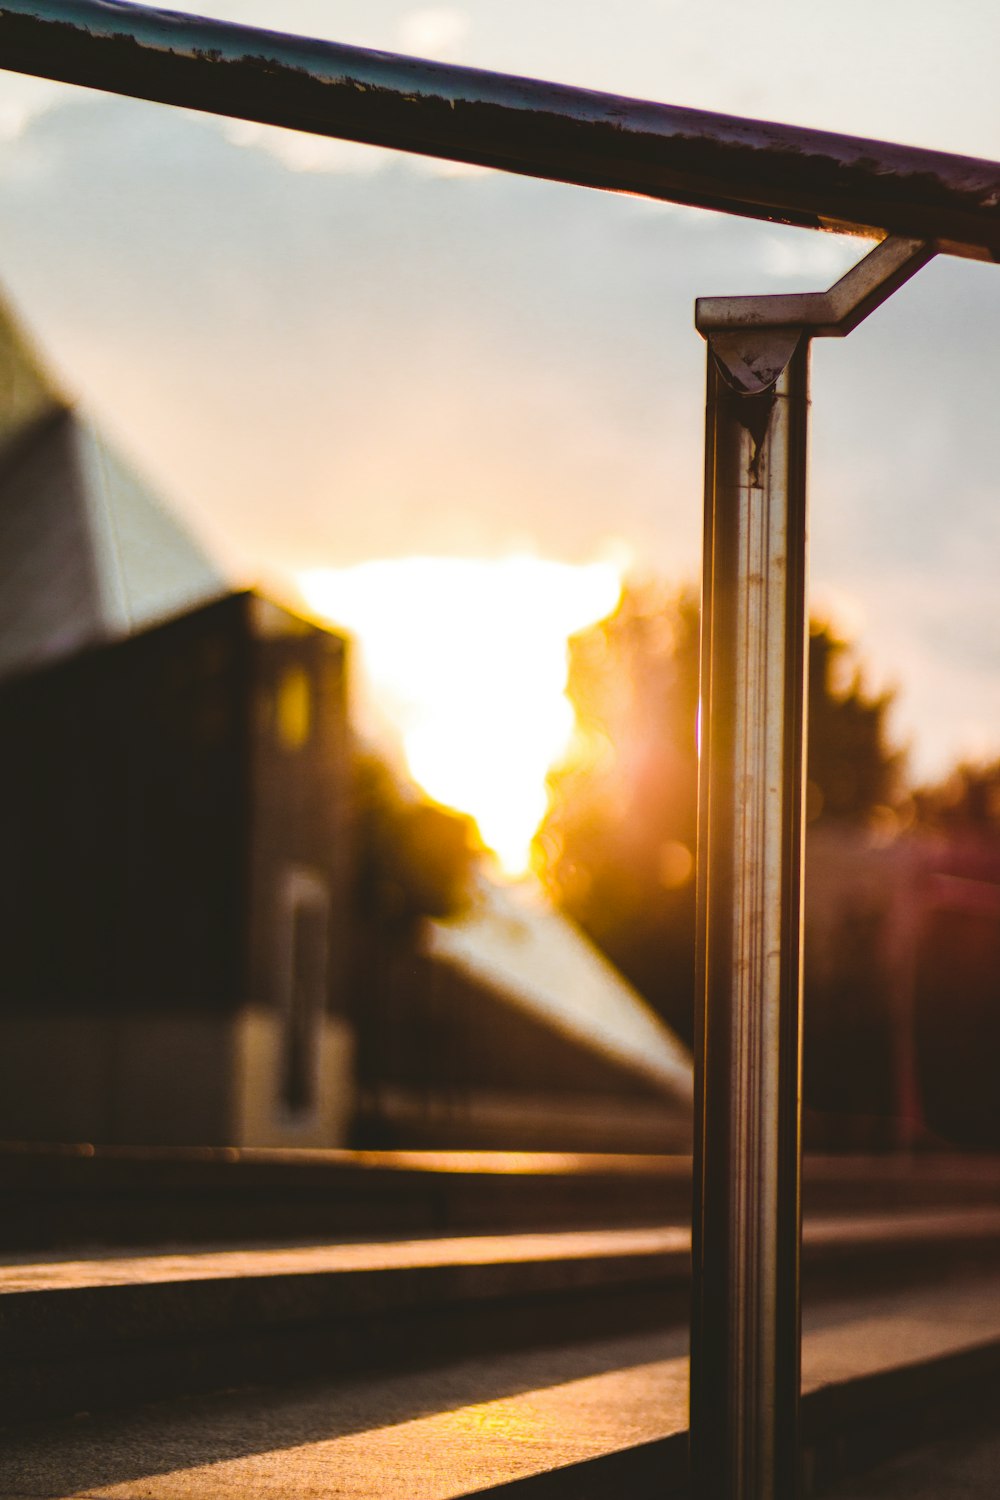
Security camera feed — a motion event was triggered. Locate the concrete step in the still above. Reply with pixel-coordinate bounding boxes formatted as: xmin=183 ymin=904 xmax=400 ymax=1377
xmin=3 ymin=1274 xmax=1000 ymax=1498
xmin=3 ymin=1209 xmax=999 ymax=1423
xmin=4 ymin=1145 xmax=999 ymax=1251
xmin=0 ymin=1146 xmax=688 ymax=1250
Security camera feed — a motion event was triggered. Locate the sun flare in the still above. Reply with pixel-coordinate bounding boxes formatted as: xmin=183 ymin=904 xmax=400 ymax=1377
xmin=298 ymin=555 xmax=623 ymax=874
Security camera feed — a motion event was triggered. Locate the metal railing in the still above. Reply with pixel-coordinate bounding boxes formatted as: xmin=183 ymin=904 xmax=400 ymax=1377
xmin=2 ymin=3 xmax=998 ymax=1495
xmin=0 ymin=1 xmax=998 ymax=259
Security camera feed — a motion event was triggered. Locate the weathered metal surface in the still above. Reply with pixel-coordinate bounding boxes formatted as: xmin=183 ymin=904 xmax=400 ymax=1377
xmin=696 ymin=235 xmax=936 ymax=343
xmin=691 ymin=235 xmax=933 ymax=1499
xmin=0 ymin=1 xmax=999 ymax=259
xmin=693 ymin=334 xmax=810 ymax=1500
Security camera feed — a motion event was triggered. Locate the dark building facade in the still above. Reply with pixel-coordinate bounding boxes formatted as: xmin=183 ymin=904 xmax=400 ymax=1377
xmin=804 ymin=823 xmax=1000 ymax=1150
xmin=0 ymin=591 xmax=353 ymax=1147
xmin=0 ymin=285 xmax=696 ymax=1154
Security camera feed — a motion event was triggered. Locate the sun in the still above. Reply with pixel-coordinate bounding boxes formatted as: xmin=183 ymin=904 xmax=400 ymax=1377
xmin=297 ymin=555 xmax=623 ymax=874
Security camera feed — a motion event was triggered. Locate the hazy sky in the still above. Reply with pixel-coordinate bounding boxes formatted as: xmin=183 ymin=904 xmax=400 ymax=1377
xmin=0 ymin=1 xmax=997 ymax=781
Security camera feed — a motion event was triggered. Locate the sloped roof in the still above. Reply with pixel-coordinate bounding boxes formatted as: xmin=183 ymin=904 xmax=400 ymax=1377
xmin=0 ymin=296 xmax=227 ymax=682
xmin=0 ymin=288 xmax=61 ymax=456
xmin=423 ymin=873 xmax=694 ymax=1104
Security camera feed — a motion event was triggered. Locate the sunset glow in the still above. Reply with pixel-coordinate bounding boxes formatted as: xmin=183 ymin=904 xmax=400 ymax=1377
xmin=298 ymin=556 xmax=623 ymax=873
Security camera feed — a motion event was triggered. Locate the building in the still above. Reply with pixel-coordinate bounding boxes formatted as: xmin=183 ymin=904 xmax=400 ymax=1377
xmin=0 ymin=287 xmax=692 ymax=1153
xmin=0 ymin=590 xmax=353 ymax=1148
xmin=355 ymin=869 xmax=694 ymax=1151
xmin=0 ymin=298 xmax=226 ymax=683
xmin=0 ymin=291 xmax=355 ymax=1148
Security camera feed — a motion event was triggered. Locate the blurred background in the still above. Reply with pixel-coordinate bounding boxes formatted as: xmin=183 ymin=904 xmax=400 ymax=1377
xmin=0 ymin=0 xmax=998 ymax=1155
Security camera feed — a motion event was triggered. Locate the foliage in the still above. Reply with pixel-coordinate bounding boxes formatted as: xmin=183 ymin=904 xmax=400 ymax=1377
xmin=352 ymin=751 xmax=479 ymax=932
xmin=534 ymin=582 xmax=902 ymax=1042
xmin=912 ymin=758 xmax=1000 ymax=832
xmin=535 ymin=581 xmax=700 ymax=1041
xmin=806 ymin=623 xmax=902 ymax=823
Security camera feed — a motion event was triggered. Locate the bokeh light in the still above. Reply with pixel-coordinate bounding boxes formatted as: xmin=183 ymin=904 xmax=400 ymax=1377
xmin=298 ymin=554 xmax=623 ymax=873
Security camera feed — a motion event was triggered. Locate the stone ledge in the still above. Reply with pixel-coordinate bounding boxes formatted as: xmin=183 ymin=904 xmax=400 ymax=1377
xmin=4 ymin=1146 xmax=999 ymax=1252
xmin=3 ymin=1212 xmax=1000 ymax=1422
xmin=1 ymin=1227 xmax=687 ymax=1424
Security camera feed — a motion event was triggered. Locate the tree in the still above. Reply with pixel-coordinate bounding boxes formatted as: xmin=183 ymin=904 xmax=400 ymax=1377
xmin=806 ymin=623 xmax=902 ymax=823
xmin=912 ymin=758 xmax=1000 ymax=833
xmin=348 ymin=750 xmax=480 ymax=1135
xmin=535 ymin=582 xmax=700 ymax=1042
xmin=353 ymin=751 xmax=478 ymax=933
xmin=535 ymin=583 xmax=901 ymax=1046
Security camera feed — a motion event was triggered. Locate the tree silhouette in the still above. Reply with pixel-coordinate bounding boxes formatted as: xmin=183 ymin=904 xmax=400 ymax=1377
xmin=806 ymin=623 xmax=902 ymax=823
xmin=353 ymin=751 xmax=478 ymax=933
xmin=535 ymin=584 xmax=901 ymax=1045
xmin=535 ymin=582 xmax=700 ymax=1042
xmin=913 ymin=758 xmax=1000 ymax=833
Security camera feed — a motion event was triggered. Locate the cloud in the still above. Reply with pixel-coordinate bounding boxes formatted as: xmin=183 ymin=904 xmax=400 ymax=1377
xmin=221 ymin=119 xmax=395 ymax=175
xmin=219 ymin=115 xmax=491 ymax=179
xmin=809 ymin=585 xmax=868 ymax=645
xmin=1 ymin=90 xmax=998 ymax=780
xmin=0 ymin=100 xmax=32 ymax=144
xmin=0 ymin=73 xmax=66 ymax=141
xmin=396 ymin=7 xmax=470 ymax=60
xmin=758 ymin=230 xmax=872 ymax=285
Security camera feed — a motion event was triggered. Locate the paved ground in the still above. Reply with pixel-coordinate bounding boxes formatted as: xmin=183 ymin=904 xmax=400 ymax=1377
xmin=0 ymin=1328 xmax=691 ymax=1499
xmin=829 ymin=1418 xmax=1000 ymax=1498
xmin=4 ymin=1273 xmax=1000 ymax=1499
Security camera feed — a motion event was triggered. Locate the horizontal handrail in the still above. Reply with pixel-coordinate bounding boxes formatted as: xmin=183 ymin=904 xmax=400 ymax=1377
xmin=0 ymin=0 xmax=998 ymax=261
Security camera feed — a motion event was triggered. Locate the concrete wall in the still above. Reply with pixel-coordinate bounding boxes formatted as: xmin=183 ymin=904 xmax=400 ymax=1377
xmin=0 ymin=1007 xmax=356 ymax=1149
xmin=232 ymin=1007 xmax=355 ymax=1148
xmin=0 ymin=1012 xmax=233 ymax=1146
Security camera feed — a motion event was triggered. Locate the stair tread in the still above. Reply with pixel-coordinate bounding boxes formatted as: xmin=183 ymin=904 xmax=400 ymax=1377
xmin=3 ymin=1208 xmax=999 ymax=1296
xmin=0 ymin=1227 xmax=687 ymax=1294
xmin=3 ymin=1275 xmax=1000 ymax=1500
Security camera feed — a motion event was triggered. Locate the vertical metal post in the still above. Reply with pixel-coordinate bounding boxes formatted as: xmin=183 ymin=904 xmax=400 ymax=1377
xmin=688 ymin=238 xmax=932 ymax=1500
xmin=691 ymin=334 xmax=809 ymax=1500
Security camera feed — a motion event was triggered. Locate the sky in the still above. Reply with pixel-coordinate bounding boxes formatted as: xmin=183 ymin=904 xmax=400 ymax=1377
xmin=0 ymin=1 xmax=998 ymax=784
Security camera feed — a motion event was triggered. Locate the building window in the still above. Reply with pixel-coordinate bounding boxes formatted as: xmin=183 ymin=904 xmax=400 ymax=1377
xmin=277 ymin=867 xmax=329 ymax=1118
xmin=275 ymin=665 xmax=312 ymax=751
